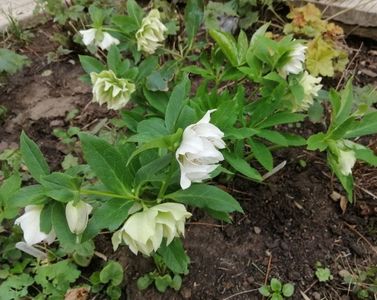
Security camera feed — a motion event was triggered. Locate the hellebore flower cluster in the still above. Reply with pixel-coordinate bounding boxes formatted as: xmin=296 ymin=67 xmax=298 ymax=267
xmin=294 ymin=71 xmax=322 ymax=112
xmin=136 ymin=9 xmax=167 ymax=54
xmin=15 ymin=205 xmax=56 ymax=246
xmin=112 ymin=203 xmax=191 ymax=256
xmin=80 ymin=28 xmax=120 ymax=50
xmin=176 ymin=110 xmax=226 ymax=190
xmin=90 ymin=70 xmax=136 ymax=110
xmin=280 ymin=43 xmax=307 ymax=76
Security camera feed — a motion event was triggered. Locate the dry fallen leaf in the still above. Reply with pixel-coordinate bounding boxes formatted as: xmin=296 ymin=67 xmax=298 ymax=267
xmin=339 ymin=196 xmax=348 ymax=214
xmin=64 ymin=287 xmax=89 ymax=300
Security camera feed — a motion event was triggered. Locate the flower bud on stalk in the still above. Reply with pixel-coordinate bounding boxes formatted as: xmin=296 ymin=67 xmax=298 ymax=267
xmin=65 ymin=200 xmax=93 ymax=235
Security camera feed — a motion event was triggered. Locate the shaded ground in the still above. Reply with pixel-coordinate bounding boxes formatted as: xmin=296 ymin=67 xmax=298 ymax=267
xmin=0 ymin=22 xmax=376 ymax=300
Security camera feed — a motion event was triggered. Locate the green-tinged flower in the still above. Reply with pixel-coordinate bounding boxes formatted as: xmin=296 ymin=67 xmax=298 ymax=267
xmin=65 ymin=200 xmax=93 ymax=235
xmin=90 ymin=70 xmax=135 ymax=110
xmin=136 ymin=9 xmax=167 ymax=54
xmin=294 ymin=71 xmax=322 ymax=112
xmin=80 ymin=28 xmax=120 ymax=50
xmin=112 ymin=203 xmax=191 ymax=256
xmin=337 ymin=149 xmax=356 ymax=176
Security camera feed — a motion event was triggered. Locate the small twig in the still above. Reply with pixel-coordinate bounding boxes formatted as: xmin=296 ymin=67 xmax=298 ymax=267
xmin=222 ymin=288 xmax=259 ymax=300
xmin=303 ymin=280 xmax=318 ymax=294
xmin=187 ymin=222 xmax=224 ymax=228
xmin=264 ymin=254 xmax=273 ymax=285
xmin=336 ymin=42 xmax=363 ymax=91
xmin=354 ymin=183 xmax=377 ymax=200
xmin=344 ymin=222 xmax=377 ymax=256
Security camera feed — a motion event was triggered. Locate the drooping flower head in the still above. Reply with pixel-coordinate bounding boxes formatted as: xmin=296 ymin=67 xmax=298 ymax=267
xmin=112 ymin=203 xmax=191 ymax=256
xmin=280 ymin=43 xmax=307 ymax=76
xmin=293 ymin=71 xmax=322 ymax=112
xmin=66 ymin=200 xmax=93 ymax=235
xmin=80 ymin=28 xmax=120 ymax=50
xmin=176 ymin=110 xmax=225 ymax=190
xmin=15 ymin=205 xmax=56 ymax=246
xmin=90 ymin=70 xmax=136 ymax=110
xmin=136 ymin=9 xmax=167 ymax=54
xmin=337 ymin=149 xmax=356 ymax=176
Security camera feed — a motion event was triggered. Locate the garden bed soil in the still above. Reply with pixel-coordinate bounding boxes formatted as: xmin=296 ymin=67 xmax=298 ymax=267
xmin=1 ymin=22 xmax=376 ymax=300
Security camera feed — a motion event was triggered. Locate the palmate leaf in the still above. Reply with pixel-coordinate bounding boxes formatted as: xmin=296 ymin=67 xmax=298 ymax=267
xmin=0 ymin=48 xmax=30 ymax=75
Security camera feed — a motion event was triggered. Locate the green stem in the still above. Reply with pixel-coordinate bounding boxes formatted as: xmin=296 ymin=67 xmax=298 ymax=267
xmin=157 ymin=162 xmax=176 ymax=201
xmin=79 ymin=189 xmax=139 ymax=201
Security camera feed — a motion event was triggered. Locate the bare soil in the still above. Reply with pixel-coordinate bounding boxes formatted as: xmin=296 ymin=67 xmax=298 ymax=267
xmin=0 ymin=22 xmax=376 ymax=300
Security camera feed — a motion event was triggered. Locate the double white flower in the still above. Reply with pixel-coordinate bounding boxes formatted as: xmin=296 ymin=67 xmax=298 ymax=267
xmin=136 ymin=9 xmax=167 ymax=54
xmin=112 ymin=203 xmax=191 ymax=256
xmin=176 ymin=110 xmax=225 ymax=190
xmin=90 ymin=70 xmax=136 ymax=110
xmin=15 ymin=205 xmax=56 ymax=246
xmin=280 ymin=43 xmax=307 ymax=76
xmin=66 ymin=200 xmax=93 ymax=235
xmin=294 ymin=71 xmax=322 ymax=112
xmin=80 ymin=28 xmax=120 ymax=50
xmin=337 ymin=149 xmax=356 ymax=176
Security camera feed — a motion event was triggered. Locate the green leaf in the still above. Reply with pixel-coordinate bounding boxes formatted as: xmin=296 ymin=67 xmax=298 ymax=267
xmin=10 ymin=185 xmax=46 ymax=208
xmin=170 ymin=274 xmax=182 ymax=291
xmin=20 ymin=132 xmax=49 ymax=182
xmin=315 ymin=267 xmax=332 ymax=282
xmin=270 ymin=278 xmax=282 ymax=292
xmin=307 ymin=133 xmax=328 ymax=151
xmin=80 ymin=133 xmax=131 ymax=195
xmin=333 ymin=80 xmax=354 ymax=127
xmin=137 ymin=56 xmax=158 ymax=81
xmin=155 ymin=275 xmax=172 ymax=293
xmin=345 ymin=111 xmax=377 ymax=138
xmin=0 ymin=48 xmax=30 ymax=75
xmin=52 ymin=202 xmax=76 ymax=247
xmin=127 ymin=129 xmax=182 ymax=164
xmin=100 ymin=261 xmax=124 ymax=286
xmin=82 ymin=199 xmax=134 ymax=241
xmin=165 ymin=184 xmax=243 ymax=214
xmin=127 ymin=0 xmax=144 ymax=27
xmin=40 ymin=202 xmax=53 ymax=234
xmin=134 ymin=154 xmax=172 ymax=188
xmin=257 ymin=112 xmax=305 ymax=129
xmin=258 ymin=285 xmax=271 ymax=297
xmin=143 ymin=89 xmax=168 ymax=114
xmin=224 ymin=151 xmax=263 ymax=181
xmin=40 ymin=172 xmax=80 ymax=203
xmin=158 ymin=239 xmax=190 ymax=274
xmin=237 ymin=30 xmax=248 ymax=65
xmin=137 ymin=274 xmax=153 ymax=290
xmin=165 ymin=76 xmax=191 ymax=132
xmin=282 ymin=283 xmax=294 ymax=297
xmin=249 ymin=138 xmax=273 ymax=171
xmin=353 ymin=146 xmax=377 ymax=167
xmin=79 ymin=55 xmax=105 ymax=74
xmin=184 ymin=0 xmax=203 ymax=47
xmin=111 ymin=15 xmax=139 ymax=33
xmin=209 ymin=30 xmax=238 ymax=67
xmin=0 ymin=274 xmax=34 ymax=300
xmin=107 ymin=45 xmax=122 ymax=75
xmin=257 ymin=129 xmax=288 ymax=146
xmin=0 ymin=173 xmax=21 ymax=204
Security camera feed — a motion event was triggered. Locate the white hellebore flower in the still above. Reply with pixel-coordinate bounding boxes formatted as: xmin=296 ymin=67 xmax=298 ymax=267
xmin=66 ymin=200 xmax=93 ymax=235
xmin=280 ymin=43 xmax=307 ymax=76
xmin=90 ymin=70 xmax=136 ymax=110
xmin=176 ymin=110 xmax=225 ymax=190
xmin=15 ymin=205 xmax=56 ymax=246
xmin=338 ymin=149 xmax=356 ymax=176
xmin=79 ymin=28 xmax=120 ymax=50
xmin=294 ymin=71 xmax=322 ymax=112
xmin=136 ymin=9 xmax=167 ymax=54
xmin=112 ymin=203 xmax=191 ymax=256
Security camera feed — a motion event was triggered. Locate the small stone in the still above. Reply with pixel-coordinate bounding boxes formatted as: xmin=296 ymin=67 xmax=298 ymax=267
xmin=312 ymin=292 xmax=321 ymax=300
xmin=254 ymin=226 xmax=261 ymax=234
xmin=181 ymin=287 xmax=192 ymax=299
xmin=41 ymin=69 xmax=53 ymax=77
xmin=49 ymin=119 xmax=65 ymax=127
xmin=330 ymin=191 xmax=341 ymax=201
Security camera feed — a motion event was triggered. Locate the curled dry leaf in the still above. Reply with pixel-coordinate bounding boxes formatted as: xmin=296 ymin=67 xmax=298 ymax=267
xmin=64 ymin=287 xmax=89 ymax=300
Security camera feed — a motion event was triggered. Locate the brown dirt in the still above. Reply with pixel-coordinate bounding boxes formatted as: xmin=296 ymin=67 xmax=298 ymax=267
xmin=0 ymin=22 xmax=376 ymax=300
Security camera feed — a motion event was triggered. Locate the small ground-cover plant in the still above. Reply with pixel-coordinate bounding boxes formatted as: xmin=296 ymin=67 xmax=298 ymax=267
xmin=259 ymin=277 xmax=295 ymax=299
xmin=2 ymin=0 xmax=377 ymax=298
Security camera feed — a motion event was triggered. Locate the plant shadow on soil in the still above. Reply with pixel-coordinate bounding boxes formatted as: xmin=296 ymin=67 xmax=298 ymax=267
xmin=0 ymin=22 xmax=376 ymax=300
